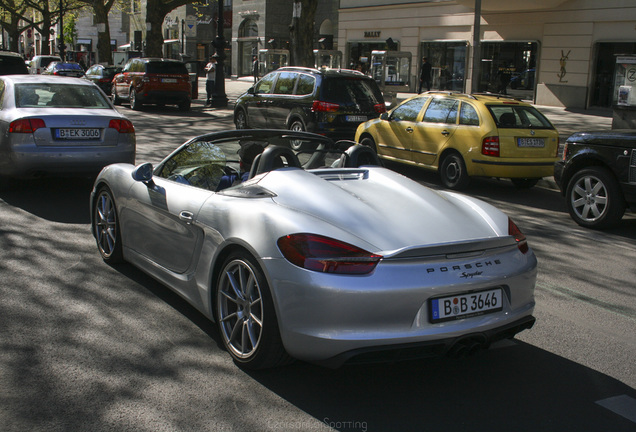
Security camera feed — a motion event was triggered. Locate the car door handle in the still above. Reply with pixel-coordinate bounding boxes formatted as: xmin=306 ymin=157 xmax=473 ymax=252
xmin=179 ymin=211 xmax=194 ymax=224
xmin=405 ymin=127 xmax=414 ymax=133
xmin=441 ymin=130 xmax=450 ymax=136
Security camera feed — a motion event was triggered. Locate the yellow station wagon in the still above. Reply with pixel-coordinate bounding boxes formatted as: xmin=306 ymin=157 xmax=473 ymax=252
xmin=355 ymin=92 xmax=559 ymax=189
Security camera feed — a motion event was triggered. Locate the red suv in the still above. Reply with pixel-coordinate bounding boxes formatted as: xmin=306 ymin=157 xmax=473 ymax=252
xmin=112 ymin=58 xmax=191 ymax=111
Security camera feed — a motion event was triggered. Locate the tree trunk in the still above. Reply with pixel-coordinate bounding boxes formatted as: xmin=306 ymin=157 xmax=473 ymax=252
xmin=6 ymin=13 xmax=20 ymax=53
xmin=289 ymin=0 xmax=317 ymax=67
xmin=92 ymin=2 xmax=112 ymax=64
xmin=38 ymin=13 xmax=53 ymax=55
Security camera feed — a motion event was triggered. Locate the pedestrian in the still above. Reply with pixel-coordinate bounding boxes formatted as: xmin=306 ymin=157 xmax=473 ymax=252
xmin=418 ymin=57 xmax=432 ymax=93
xmin=204 ymin=55 xmax=217 ymax=106
xmin=252 ymin=55 xmax=259 ymax=84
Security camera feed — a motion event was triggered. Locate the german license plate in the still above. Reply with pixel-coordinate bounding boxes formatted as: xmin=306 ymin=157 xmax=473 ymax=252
xmin=346 ymin=115 xmax=367 ymax=122
xmin=162 ymin=78 xmax=177 ymax=83
xmin=517 ymin=137 xmax=545 ymax=148
xmin=429 ymin=288 xmax=503 ymax=323
xmin=55 ymin=128 xmax=100 ymax=139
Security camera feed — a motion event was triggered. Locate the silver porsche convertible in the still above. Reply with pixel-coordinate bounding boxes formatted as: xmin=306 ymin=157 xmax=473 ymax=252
xmin=90 ymin=129 xmax=536 ymax=369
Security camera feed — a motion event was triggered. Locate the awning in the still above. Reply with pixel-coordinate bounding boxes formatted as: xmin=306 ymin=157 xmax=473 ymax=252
xmin=163 ymin=39 xmax=180 ymax=44
xmin=77 ymin=38 xmax=92 ymax=45
xmin=118 ymin=43 xmax=131 ymax=49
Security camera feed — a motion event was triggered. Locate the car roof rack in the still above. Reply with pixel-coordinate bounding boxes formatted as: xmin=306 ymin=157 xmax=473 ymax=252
xmin=471 ymin=92 xmax=524 ymax=102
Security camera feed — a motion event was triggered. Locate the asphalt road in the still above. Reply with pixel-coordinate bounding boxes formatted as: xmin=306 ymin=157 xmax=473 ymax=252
xmin=1 ymin=88 xmax=635 ymax=432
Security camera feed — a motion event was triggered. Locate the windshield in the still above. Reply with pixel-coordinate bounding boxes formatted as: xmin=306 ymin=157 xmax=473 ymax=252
xmin=15 ymin=83 xmax=112 ymax=108
xmin=154 ymin=132 xmax=362 ymax=192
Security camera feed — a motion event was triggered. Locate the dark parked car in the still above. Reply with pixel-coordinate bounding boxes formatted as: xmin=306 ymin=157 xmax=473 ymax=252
xmin=554 ymin=130 xmax=636 ymax=229
xmin=234 ymin=66 xmax=386 ymax=141
xmin=83 ymin=64 xmax=121 ymax=95
xmin=42 ymin=61 xmax=85 ymax=78
xmin=0 ymin=51 xmax=29 ymax=75
xmin=112 ymin=57 xmax=191 ymax=111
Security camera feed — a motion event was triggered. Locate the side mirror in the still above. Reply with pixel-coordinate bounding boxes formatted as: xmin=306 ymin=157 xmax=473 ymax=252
xmin=247 ymin=87 xmax=256 ymax=95
xmin=380 ymin=112 xmax=389 ymax=121
xmin=132 ymin=162 xmax=154 ymax=183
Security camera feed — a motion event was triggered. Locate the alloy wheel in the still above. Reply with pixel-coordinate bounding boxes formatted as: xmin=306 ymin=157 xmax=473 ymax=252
xmin=217 ymin=259 xmax=264 ymax=360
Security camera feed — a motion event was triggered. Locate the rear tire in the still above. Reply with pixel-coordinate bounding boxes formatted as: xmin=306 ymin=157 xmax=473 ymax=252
xmin=289 ymin=119 xmax=306 ymax=150
xmin=511 ymin=178 xmax=540 ymax=189
xmin=130 ymin=89 xmax=142 ymax=110
xmin=360 ymin=136 xmax=379 ymax=154
xmin=235 ymin=109 xmax=249 ymax=129
xmin=112 ymin=87 xmax=121 ymax=105
xmin=566 ymin=166 xmax=625 ymax=229
xmin=440 ymin=152 xmax=470 ymax=190
xmin=216 ymin=251 xmax=292 ymax=369
xmin=178 ymin=99 xmax=191 ymax=112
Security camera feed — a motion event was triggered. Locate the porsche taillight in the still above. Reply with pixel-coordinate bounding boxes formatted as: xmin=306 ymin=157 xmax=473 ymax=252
xmin=482 ymin=136 xmax=500 ymax=157
xmin=277 ymin=233 xmax=382 ymax=274
xmin=9 ymin=118 xmax=46 ymax=133
xmin=109 ymin=119 xmax=135 ymax=133
xmin=508 ymin=218 xmax=529 ymax=254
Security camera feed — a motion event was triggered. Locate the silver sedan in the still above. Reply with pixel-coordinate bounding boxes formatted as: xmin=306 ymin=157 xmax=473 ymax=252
xmin=0 ymin=75 xmax=135 ymax=183
xmin=90 ymin=130 xmax=536 ymax=369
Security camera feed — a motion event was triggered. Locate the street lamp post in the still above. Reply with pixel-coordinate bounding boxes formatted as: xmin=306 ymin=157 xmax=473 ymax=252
xmin=58 ymin=0 xmax=66 ymax=60
xmin=212 ymin=0 xmax=228 ymax=107
xmin=470 ymin=0 xmax=482 ymax=94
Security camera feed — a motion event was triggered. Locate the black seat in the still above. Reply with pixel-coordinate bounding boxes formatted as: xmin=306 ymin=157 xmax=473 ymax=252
xmin=344 ymin=144 xmax=382 ymax=167
xmin=499 ymin=112 xmax=516 ymax=127
xmin=249 ymin=145 xmax=301 ymax=178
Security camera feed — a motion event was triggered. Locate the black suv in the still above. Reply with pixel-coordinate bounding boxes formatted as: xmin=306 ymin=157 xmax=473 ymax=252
xmin=0 ymin=51 xmax=28 ymax=75
xmin=554 ymin=130 xmax=636 ymax=229
xmin=234 ymin=66 xmax=385 ymax=140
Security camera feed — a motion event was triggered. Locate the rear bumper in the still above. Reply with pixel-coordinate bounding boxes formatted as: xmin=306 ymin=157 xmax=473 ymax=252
xmin=0 ymin=144 xmax=135 ymax=178
xmin=469 ymin=158 xmax=557 ymax=178
xmin=137 ymin=90 xmax=190 ymax=104
xmin=320 ymin=315 xmax=536 ymax=368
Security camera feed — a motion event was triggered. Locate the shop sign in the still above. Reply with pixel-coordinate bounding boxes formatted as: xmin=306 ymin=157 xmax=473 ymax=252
xmin=364 ymin=31 xmax=381 ymax=38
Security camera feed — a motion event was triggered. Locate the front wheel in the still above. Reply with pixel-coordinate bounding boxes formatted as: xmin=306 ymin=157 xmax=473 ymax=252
xmin=94 ymin=186 xmax=123 ymax=263
xmin=440 ymin=152 xmax=470 ymax=190
xmin=216 ymin=251 xmax=291 ymax=369
xmin=566 ymin=167 xmax=625 ymax=229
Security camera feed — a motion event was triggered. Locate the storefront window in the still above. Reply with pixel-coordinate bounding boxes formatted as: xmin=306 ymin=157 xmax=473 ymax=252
xmin=238 ymin=18 xmax=259 ymax=76
xmin=420 ymin=41 xmax=467 ymax=92
xmin=348 ymin=41 xmax=395 ymax=74
xmin=592 ymin=42 xmax=636 ymax=107
xmin=479 ymin=41 xmax=537 ymax=100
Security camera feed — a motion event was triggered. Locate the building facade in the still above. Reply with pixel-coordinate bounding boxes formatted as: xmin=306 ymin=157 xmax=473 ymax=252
xmin=339 ymin=0 xmax=636 ymax=108
xmin=232 ymin=0 xmax=339 ymax=77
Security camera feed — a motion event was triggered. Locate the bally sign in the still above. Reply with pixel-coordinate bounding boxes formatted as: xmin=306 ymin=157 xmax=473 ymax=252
xmin=364 ymin=31 xmax=381 ymax=38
